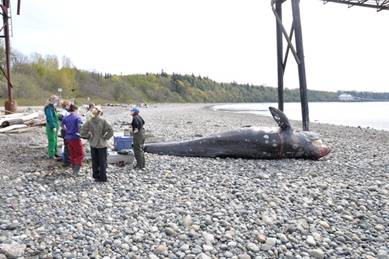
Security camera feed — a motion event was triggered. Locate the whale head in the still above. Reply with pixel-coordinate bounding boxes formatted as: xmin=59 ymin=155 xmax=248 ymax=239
xmin=269 ymin=107 xmax=330 ymax=159
xmin=298 ymin=131 xmax=331 ymax=160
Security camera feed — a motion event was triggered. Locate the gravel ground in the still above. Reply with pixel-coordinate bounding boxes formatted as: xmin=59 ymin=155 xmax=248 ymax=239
xmin=0 ymin=103 xmax=388 ymax=259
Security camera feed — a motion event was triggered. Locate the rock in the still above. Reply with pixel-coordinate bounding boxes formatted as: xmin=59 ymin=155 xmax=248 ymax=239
xmin=312 ymin=232 xmax=322 ymax=242
xmin=225 ymin=230 xmax=234 ymax=239
xmin=197 ymin=253 xmax=211 ymax=259
xmin=306 ymin=235 xmax=316 ymax=246
xmin=378 ymin=250 xmax=389 ymax=259
xmin=165 ymin=227 xmax=176 ymax=236
xmin=246 ymin=242 xmax=259 ymax=252
xmin=155 ymin=244 xmax=168 ymax=254
xmin=0 ymin=243 xmax=26 ymax=259
xmin=202 ymin=232 xmax=214 ymax=244
xmin=256 ymin=234 xmax=267 ymax=243
xmin=3 ymin=223 xmax=18 ymax=231
xmin=113 ymin=239 xmax=122 ymax=247
xmin=180 ymin=244 xmax=190 ymax=251
xmin=277 ymin=233 xmax=288 ymax=243
xmin=183 ymin=215 xmax=193 ymax=227
xmin=309 ymin=248 xmax=325 ymax=259
xmin=261 ymin=214 xmax=274 ymax=225
xmin=265 ymin=238 xmax=277 ymax=246
xmin=192 ymin=246 xmax=202 ymax=254
xmin=121 ymin=243 xmax=130 ymax=251
xmin=342 ymin=215 xmax=353 ymax=221
xmin=202 ymin=244 xmax=213 ymax=252
xmin=296 ymin=219 xmax=309 ymax=232
xmin=238 ymin=254 xmax=251 ymax=259
xmin=148 ymin=253 xmax=159 ymax=259
xmin=228 ymin=241 xmax=237 ymax=247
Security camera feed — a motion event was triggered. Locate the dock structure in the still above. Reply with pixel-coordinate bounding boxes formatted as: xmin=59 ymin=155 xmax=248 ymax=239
xmin=272 ymin=0 xmax=388 ymax=131
xmin=321 ymin=0 xmax=389 ymax=11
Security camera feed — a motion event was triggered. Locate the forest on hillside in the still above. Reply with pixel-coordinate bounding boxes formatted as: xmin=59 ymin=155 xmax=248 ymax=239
xmin=0 ymin=49 xmax=376 ymax=105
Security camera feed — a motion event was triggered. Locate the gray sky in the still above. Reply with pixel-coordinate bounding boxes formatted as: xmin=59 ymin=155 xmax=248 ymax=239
xmin=11 ymin=0 xmax=389 ymax=92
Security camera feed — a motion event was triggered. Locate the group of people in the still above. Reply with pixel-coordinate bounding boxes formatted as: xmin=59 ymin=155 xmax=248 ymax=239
xmin=43 ymin=95 xmax=146 ymax=182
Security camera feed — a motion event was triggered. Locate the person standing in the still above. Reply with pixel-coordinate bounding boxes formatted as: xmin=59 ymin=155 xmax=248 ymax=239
xmin=58 ymin=99 xmax=71 ymax=167
xmin=130 ymin=107 xmax=145 ymax=169
xmin=44 ymin=95 xmax=60 ymax=159
xmin=80 ymin=106 xmax=113 ymax=182
xmin=85 ymin=103 xmax=95 ymax=121
xmin=62 ymin=104 xmax=84 ymax=175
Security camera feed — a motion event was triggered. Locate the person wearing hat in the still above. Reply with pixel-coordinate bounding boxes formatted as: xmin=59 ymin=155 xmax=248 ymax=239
xmin=80 ymin=106 xmax=113 ymax=182
xmin=130 ymin=107 xmax=145 ymax=169
xmin=44 ymin=95 xmax=60 ymax=159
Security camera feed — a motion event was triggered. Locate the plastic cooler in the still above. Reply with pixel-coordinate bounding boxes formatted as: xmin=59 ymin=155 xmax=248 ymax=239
xmin=114 ymin=135 xmax=133 ymax=151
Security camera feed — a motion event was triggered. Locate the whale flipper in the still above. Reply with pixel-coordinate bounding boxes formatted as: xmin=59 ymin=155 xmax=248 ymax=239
xmin=269 ymin=107 xmax=291 ymax=130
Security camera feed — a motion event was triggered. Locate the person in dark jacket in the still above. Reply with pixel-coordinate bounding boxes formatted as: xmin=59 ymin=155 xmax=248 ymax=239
xmin=80 ymin=106 xmax=113 ymax=182
xmin=62 ymin=104 xmax=84 ymax=175
xmin=58 ymin=99 xmax=71 ymax=167
xmin=130 ymin=107 xmax=145 ymax=169
xmin=44 ymin=95 xmax=60 ymax=159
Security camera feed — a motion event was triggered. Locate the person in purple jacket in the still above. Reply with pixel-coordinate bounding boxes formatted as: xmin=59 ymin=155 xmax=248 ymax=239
xmin=62 ymin=104 xmax=84 ymax=175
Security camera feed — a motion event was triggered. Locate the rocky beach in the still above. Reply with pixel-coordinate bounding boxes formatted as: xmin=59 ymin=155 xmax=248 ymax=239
xmin=0 ymin=103 xmax=388 ymax=259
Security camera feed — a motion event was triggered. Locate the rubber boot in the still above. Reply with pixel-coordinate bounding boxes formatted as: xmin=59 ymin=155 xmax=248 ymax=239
xmin=72 ymin=165 xmax=81 ymax=176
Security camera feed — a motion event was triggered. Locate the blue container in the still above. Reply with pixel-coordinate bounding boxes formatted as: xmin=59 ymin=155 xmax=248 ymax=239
xmin=114 ymin=136 xmax=133 ymax=151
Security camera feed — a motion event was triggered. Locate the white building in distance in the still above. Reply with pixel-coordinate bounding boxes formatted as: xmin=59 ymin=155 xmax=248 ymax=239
xmin=338 ymin=94 xmax=354 ymax=101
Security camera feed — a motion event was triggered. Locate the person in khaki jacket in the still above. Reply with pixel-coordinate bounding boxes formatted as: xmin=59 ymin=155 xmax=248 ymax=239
xmin=80 ymin=106 xmax=113 ymax=182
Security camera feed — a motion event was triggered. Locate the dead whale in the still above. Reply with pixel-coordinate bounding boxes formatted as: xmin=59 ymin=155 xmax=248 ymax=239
xmin=144 ymin=107 xmax=330 ymax=160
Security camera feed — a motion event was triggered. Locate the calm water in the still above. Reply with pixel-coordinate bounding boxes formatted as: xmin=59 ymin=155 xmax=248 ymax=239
xmin=213 ymin=102 xmax=389 ymax=131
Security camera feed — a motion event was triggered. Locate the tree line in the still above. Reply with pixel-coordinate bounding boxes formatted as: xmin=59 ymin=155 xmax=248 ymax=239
xmin=2 ymin=49 xmax=386 ymax=105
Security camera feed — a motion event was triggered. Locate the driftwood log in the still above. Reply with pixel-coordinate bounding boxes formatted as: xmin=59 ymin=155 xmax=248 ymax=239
xmin=0 ymin=112 xmax=41 ymax=128
xmin=0 ymin=124 xmax=28 ymax=133
xmin=0 ymin=112 xmax=44 ymax=133
xmin=1 ymin=118 xmax=24 ymax=127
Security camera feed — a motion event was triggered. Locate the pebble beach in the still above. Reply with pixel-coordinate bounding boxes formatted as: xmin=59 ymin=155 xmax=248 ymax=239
xmin=0 ymin=103 xmax=388 ymax=259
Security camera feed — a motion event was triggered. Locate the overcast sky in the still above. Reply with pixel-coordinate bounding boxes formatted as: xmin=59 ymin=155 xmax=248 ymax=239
xmin=10 ymin=0 xmax=389 ymax=92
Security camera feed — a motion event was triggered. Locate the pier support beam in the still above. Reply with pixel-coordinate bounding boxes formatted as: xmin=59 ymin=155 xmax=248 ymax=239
xmin=291 ymin=0 xmax=309 ymax=131
xmin=272 ymin=0 xmax=309 ymax=131
xmin=275 ymin=1 xmax=284 ymax=112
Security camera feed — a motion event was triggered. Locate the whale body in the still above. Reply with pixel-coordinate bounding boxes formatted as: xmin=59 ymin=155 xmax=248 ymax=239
xmin=144 ymin=107 xmax=330 ymax=160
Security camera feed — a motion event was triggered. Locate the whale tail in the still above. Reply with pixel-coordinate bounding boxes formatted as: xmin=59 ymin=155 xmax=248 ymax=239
xmin=269 ymin=107 xmax=291 ymax=130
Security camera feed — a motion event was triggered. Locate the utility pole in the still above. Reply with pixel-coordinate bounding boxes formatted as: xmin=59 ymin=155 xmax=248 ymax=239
xmin=1 ymin=0 xmax=21 ymax=114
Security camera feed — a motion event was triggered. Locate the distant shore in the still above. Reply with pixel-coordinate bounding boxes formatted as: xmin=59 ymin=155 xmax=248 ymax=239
xmin=211 ymin=102 xmax=389 ymax=131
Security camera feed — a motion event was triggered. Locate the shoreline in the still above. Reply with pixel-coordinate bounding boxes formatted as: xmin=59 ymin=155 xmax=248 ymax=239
xmin=0 ymin=103 xmax=388 ymax=258
xmin=211 ymin=102 xmax=389 ymax=132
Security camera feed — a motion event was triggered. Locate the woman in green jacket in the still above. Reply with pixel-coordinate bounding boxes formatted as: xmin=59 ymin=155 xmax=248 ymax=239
xmin=44 ymin=95 xmax=60 ymax=159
